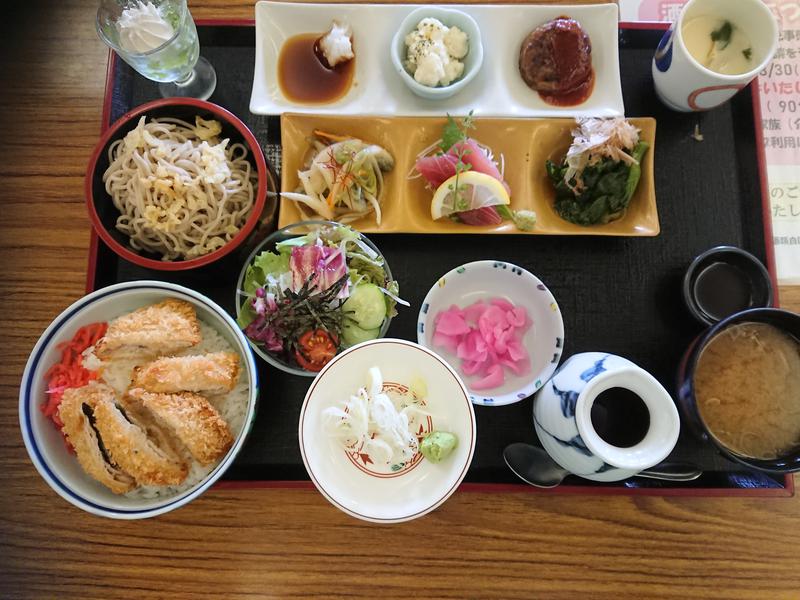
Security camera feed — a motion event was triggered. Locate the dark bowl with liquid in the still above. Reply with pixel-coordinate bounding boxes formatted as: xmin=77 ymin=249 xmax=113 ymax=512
xmin=676 ymin=308 xmax=800 ymax=473
xmin=682 ymin=246 xmax=773 ymax=326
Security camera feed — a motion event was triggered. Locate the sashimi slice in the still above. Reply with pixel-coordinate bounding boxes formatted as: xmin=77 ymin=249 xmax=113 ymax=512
xmin=416 ymin=153 xmax=459 ymax=189
xmin=458 ymin=207 xmax=503 ymax=226
xmin=416 ymin=138 xmax=509 ymax=192
xmin=289 ymin=243 xmax=348 ymax=296
xmin=452 ymin=140 xmax=508 ymax=191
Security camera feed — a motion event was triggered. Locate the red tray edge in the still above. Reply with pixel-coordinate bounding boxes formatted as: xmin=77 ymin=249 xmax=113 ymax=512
xmin=212 ymin=479 xmax=793 ymax=497
xmin=87 ymin=19 xmax=794 ymax=499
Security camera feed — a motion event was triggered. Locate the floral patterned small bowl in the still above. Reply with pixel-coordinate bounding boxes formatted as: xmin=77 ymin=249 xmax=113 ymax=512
xmin=299 ymin=338 xmax=476 ymax=523
xmin=417 ymin=260 xmax=565 ymax=406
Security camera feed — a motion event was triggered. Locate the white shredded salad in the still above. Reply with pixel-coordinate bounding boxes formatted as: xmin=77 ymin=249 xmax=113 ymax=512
xmin=323 ymin=367 xmax=429 ymax=465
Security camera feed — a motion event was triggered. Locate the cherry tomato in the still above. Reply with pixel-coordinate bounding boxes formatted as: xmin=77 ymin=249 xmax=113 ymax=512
xmin=295 ymin=329 xmax=338 ymax=372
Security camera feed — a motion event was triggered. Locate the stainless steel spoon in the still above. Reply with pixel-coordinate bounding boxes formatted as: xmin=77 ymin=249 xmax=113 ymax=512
xmin=503 ymin=442 xmax=703 ymax=488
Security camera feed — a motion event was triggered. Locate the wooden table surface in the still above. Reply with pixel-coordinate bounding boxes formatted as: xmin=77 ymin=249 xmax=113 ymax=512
xmin=2 ymin=1 xmax=799 ymax=598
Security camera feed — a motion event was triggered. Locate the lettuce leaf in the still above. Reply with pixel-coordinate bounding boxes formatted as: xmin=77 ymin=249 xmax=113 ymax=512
xmin=254 ymin=250 xmax=289 ymax=278
xmin=237 ymin=297 xmax=257 ymax=329
xmin=242 ymin=251 xmax=289 ymax=295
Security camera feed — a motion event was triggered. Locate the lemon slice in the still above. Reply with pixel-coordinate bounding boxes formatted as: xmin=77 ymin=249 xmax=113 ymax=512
xmin=430 ymin=171 xmax=510 ymax=221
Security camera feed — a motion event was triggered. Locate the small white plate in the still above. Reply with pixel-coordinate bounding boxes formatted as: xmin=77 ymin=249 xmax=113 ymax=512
xmin=298 ymin=339 xmax=476 ymax=523
xmin=417 ymin=261 xmax=565 ymax=406
xmin=251 ymin=1 xmax=624 ymax=117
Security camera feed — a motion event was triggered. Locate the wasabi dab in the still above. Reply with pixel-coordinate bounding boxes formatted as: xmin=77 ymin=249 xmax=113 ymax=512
xmin=420 ymin=431 xmax=458 ymax=463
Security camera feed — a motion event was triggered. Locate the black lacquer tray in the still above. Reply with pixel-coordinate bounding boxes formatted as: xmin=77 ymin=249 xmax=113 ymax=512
xmin=88 ymin=21 xmax=790 ymax=495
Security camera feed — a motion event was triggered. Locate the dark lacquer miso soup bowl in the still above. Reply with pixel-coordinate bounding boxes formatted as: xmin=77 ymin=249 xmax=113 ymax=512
xmin=677 ymin=308 xmax=800 ymax=473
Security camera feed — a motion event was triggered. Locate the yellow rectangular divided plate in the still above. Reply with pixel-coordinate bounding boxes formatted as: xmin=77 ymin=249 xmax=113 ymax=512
xmin=279 ymin=114 xmax=658 ymax=236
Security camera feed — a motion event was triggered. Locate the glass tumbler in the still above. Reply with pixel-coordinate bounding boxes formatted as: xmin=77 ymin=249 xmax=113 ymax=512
xmin=96 ymin=0 xmax=217 ymax=100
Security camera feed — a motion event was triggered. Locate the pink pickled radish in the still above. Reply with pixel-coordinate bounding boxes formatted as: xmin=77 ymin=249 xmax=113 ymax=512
xmin=436 ymin=309 xmax=471 ymax=336
xmin=432 ymin=298 xmax=532 ymax=391
xmin=471 ymin=364 xmax=505 ymax=390
xmin=432 ymin=331 xmax=460 ymax=354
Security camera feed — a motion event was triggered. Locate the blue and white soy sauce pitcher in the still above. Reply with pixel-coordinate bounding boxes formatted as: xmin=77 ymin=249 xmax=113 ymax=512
xmin=533 ymin=353 xmax=680 ymax=482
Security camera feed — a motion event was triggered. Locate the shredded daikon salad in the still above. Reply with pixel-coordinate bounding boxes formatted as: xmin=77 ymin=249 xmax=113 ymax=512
xmin=323 ymin=367 xmax=430 ymax=465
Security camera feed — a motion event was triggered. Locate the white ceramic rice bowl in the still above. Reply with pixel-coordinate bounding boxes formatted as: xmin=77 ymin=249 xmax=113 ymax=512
xmin=417 ymin=260 xmax=565 ymax=406
xmin=299 ymin=338 xmax=476 ymax=523
xmin=19 ymin=281 xmax=259 ymax=519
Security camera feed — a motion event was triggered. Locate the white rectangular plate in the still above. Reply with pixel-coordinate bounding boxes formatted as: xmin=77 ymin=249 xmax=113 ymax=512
xmin=251 ymin=2 xmax=624 ymax=117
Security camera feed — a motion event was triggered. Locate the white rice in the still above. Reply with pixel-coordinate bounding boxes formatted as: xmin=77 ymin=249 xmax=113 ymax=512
xmin=84 ymin=321 xmax=249 ymax=500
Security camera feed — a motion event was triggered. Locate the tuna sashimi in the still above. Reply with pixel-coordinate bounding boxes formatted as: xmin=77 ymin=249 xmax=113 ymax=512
xmin=416 ymin=139 xmax=508 ymax=192
xmin=458 ymin=207 xmax=504 ymax=226
xmin=453 ymin=140 xmax=507 ymax=189
xmin=416 ymin=152 xmax=459 ymax=189
xmin=431 ymin=298 xmax=532 ymax=391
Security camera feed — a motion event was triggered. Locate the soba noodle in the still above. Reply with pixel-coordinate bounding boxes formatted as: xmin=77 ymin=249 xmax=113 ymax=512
xmin=102 ymin=116 xmax=256 ymax=261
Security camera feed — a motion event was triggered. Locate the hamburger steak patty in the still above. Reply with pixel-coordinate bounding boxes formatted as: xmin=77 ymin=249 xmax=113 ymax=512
xmin=519 ymin=17 xmax=592 ymax=94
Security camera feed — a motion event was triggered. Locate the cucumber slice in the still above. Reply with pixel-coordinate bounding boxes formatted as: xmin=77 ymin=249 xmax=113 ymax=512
xmin=342 ymin=321 xmax=381 ymax=347
xmin=342 ymin=283 xmax=387 ymax=330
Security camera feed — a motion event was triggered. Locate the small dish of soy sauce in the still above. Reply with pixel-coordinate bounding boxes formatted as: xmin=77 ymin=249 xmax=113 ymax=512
xmin=683 ymin=246 xmax=773 ymax=326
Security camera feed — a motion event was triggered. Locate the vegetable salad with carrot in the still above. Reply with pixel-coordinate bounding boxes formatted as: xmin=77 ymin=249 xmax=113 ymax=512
xmin=282 ymin=130 xmax=395 ymax=226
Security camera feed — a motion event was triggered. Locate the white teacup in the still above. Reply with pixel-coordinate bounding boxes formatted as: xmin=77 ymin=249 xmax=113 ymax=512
xmin=652 ymin=0 xmax=778 ymax=112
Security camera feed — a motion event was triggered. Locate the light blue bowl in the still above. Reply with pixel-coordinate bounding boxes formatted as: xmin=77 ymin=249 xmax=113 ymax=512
xmin=390 ymin=7 xmax=484 ymax=100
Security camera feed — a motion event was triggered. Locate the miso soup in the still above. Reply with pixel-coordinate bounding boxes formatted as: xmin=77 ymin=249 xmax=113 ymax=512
xmin=694 ymin=322 xmax=800 ymax=459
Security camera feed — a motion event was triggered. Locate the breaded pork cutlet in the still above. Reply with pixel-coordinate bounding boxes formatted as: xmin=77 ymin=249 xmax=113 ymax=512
xmin=127 ymin=388 xmax=234 ymax=465
xmin=131 ymin=352 xmax=240 ymax=395
xmin=93 ymin=298 xmax=201 ymax=360
xmin=58 ymin=383 xmax=137 ymax=495
xmin=91 ymin=397 xmax=189 ymax=486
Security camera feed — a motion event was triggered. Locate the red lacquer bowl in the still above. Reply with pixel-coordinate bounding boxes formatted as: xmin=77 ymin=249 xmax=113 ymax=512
xmin=85 ymin=97 xmax=271 ymax=271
